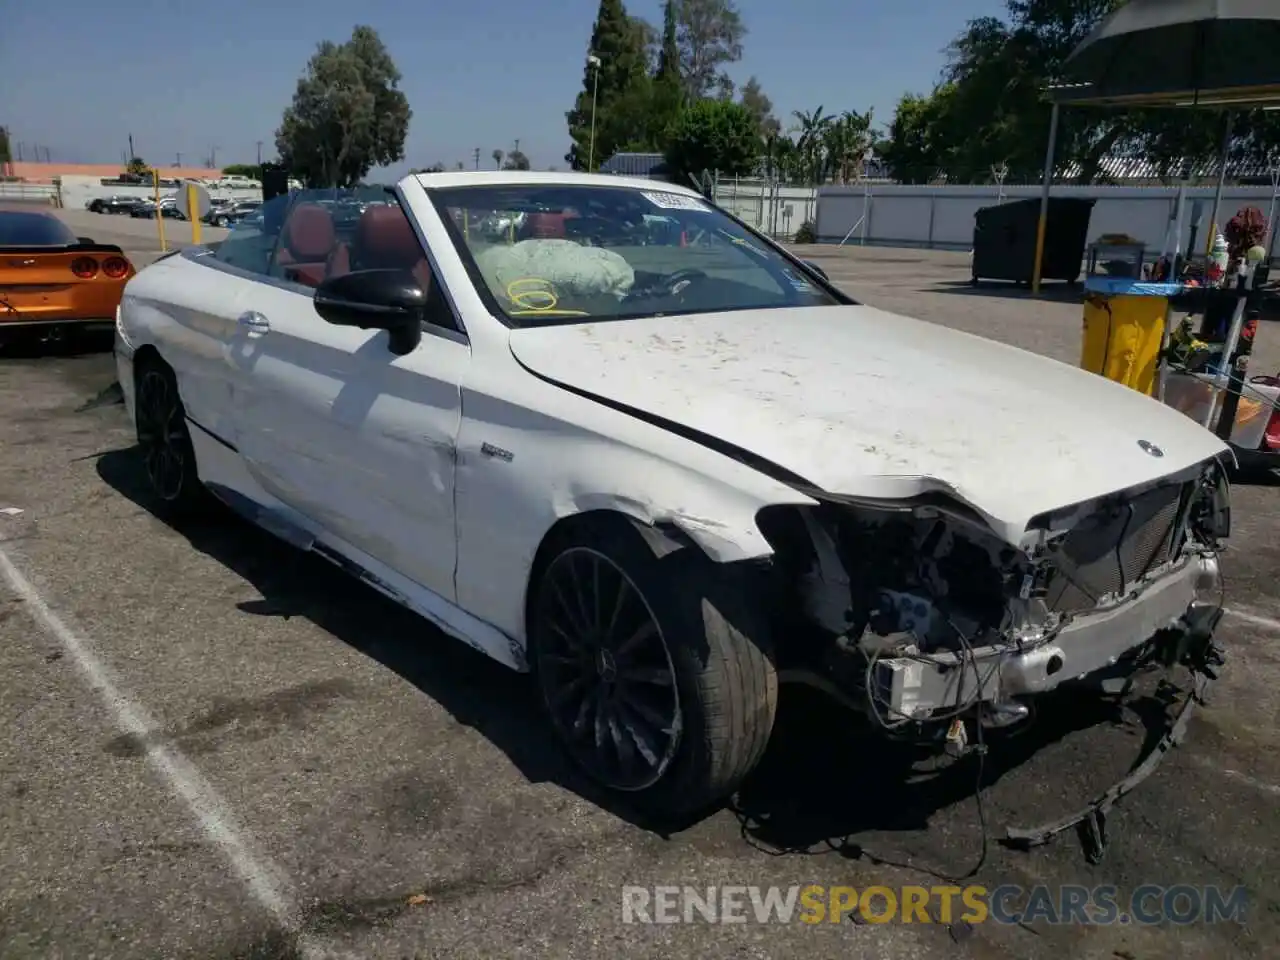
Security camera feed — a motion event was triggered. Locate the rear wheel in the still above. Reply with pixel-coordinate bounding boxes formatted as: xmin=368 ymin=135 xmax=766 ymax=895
xmin=529 ymin=517 xmax=777 ymax=816
xmin=134 ymin=359 xmax=207 ymax=515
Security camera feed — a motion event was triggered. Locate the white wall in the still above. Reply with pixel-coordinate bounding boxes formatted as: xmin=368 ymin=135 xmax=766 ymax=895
xmin=712 ymin=179 xmax=819 ymax=239
xmin=815 ymin=183 xmax=1280 ymax=254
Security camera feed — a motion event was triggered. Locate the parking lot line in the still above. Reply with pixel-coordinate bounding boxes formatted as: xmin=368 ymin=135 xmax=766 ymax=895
xmin=0 ymin=543 xmax=337 ymax=960
xmin=1224 ymin=606 xmax=1280 ymax=633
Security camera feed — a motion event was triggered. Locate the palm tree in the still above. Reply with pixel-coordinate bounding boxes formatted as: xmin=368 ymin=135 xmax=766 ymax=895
xmin=822 ymin=110 xmax=875 ymax=184
xmin=791 ymin=107 xmax=832 ymax=186
xmin=492 ymin=149 xmax=504 ymax=169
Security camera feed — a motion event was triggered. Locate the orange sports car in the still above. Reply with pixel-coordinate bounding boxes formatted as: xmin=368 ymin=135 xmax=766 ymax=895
xmin=0 ymin=205 xmax=135 ymax=346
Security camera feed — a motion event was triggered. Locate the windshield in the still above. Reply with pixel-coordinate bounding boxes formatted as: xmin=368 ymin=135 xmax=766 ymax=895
xmin=428 ymin=184 xmax=848 ymax=327
xmin=0 ymin=210 xmax=78 ymax=247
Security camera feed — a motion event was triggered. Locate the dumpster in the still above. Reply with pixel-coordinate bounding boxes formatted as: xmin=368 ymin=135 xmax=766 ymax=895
xmin=971 ymin=197 xmax=1096 ymax=287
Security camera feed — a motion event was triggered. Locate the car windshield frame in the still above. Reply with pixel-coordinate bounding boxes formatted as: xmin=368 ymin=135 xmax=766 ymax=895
xmin=425 ymin=183 xmax=854 ymax=329
xmin=0 ymin=210 xmax=80 ymax=247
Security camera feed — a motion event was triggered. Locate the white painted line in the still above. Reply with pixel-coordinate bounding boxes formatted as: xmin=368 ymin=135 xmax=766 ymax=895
xmin=0 ymin=546 xmax=336 ymax=959
xmin=1224 ymin=607 xmax=1280 ymax=633
xmin=1190 ymin=756 xmax=1280 ymax=799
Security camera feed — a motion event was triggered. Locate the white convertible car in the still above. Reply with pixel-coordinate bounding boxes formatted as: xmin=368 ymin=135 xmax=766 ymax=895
xmin=115 ymin=172 xmax=1231 ymax=816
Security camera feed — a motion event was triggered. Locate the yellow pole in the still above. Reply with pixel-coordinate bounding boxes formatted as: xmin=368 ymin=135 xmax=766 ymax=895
xmin=187 ymin=183 xmax=202 ymax=245
xmin=153 ymin=169 xmax=167 ymax=253
xmin=1031 ymin=102 xmax=1061 ymax=296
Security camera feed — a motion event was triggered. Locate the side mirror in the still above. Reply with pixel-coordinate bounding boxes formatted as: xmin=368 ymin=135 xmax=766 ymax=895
xmin=314 ymin=268 xmax=425 ymax=356
xmin=802 ymin=259 xmax=829 ymax=282
xmin=77 ymin=236 xmax=95 ymax=245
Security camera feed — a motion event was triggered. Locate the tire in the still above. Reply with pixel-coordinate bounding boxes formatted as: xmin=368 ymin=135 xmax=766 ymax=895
xmin=134 ymin=357 xmax=208 ymax=516
xmin=528 ymin=516 xmax=777 ymax=817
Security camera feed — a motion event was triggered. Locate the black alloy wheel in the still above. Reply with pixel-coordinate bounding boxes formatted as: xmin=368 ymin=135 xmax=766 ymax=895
xmin=533 ymin=546 xmax=682 ymax=792
xmin=135 ymin=363 xmax=202 ymax=510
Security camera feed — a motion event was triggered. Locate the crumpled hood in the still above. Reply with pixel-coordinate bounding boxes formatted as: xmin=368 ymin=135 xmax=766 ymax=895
xmin=508 ymin=305 xmax=1228 ymax=541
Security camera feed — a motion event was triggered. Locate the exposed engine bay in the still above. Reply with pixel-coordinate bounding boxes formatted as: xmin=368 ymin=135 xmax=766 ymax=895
xmin=756 ymin=456 xmax=1232 ymax=741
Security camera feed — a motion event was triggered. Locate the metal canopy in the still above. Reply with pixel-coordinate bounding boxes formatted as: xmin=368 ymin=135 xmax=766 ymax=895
xmin=1055 ymin=0 xmax=1280 ymax=107
xmin=1031 ymin=0 xmax=1280 ymax=294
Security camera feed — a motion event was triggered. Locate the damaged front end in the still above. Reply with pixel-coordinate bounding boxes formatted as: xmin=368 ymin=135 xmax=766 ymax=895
xmin=757 ymin=456 xmax=1231 ymax=739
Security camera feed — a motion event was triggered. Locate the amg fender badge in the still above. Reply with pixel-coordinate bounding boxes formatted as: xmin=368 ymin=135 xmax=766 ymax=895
xmin=480 ymin=442 xmax=514 ymax=462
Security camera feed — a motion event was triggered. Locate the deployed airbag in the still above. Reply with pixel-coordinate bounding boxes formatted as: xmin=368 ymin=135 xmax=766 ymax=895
xmin=476 ymin=239 xmax=635 ymax=300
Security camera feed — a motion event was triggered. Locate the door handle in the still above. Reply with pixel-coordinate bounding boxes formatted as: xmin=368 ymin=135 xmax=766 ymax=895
xmin=237 ymin=311 xmax=270 ymax=338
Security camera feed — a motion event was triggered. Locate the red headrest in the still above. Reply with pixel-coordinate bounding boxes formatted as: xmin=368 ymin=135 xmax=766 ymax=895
xmin=355 ymin=204 xmax=422 ymax=269
xmin=526 ymin=212 xmax=567 ymax=239
xmin=283 ymin=204 xmax=336 ymax=260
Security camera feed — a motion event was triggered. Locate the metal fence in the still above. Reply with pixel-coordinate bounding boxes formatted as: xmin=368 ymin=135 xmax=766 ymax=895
xmin=710 ymin=177 xmax=821 ymax=240
xmin=0 ymin=182 xmax=58 ymax=203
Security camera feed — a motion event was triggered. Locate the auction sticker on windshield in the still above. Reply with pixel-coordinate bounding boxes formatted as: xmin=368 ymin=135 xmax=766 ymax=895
xmin=642 ymin=191 xmax=710 ymax=211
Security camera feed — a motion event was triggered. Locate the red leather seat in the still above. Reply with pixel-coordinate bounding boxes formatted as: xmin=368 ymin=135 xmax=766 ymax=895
xmin=328 ymin=204 xmax=432 ymax=290
xmin=275 ymin=203 xmax=336 ymax=287
xmin=525 ymin=212 xmax=567 ymax=239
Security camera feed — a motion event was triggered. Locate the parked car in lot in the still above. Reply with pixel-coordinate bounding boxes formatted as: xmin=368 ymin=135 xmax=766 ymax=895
xmin=88 ymin=195 xmax=144 ymax=215
xmin=115 ymin=172 xmax=1232 ymax=817
xmin=0 ymin=205 xmax=135 ymax=346
xmin=132 ymin=198 xmax=185 ymax=220
xmin=205 ymin=199 xmax=261 ymax=227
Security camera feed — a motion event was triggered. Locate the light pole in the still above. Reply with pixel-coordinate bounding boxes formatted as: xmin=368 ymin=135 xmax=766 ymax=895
xmin=587 ymin=54 xmax=602 ymax=172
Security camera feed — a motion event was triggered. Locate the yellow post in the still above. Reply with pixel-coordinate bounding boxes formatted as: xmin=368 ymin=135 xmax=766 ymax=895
xmin=1031 ymin=102 xmax=1061 ymax=296
xmin=153 ymin=169 xmax=166 ymax=252
xmin=187 ymin=183 xmax=202 ymax=245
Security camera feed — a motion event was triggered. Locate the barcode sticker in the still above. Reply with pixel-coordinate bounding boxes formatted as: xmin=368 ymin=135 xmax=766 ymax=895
xmin=641 ymin=191 xmax=710 ymax=211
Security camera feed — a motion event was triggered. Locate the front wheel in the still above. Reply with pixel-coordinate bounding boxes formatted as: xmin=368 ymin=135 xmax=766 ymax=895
xmin=134 ymin=359 xmax=207 ymax=515
xmin=529 ymin=518 xmax=777 ymax=817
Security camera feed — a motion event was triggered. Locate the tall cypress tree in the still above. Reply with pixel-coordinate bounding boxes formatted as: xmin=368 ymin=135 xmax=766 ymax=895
xmin=656 ymin=0 xmax=679 ymax=83
xmin=644 ymin=0 xmax=684 ymax=149
xmin=565 ymin=0 xmax=651 ymax=170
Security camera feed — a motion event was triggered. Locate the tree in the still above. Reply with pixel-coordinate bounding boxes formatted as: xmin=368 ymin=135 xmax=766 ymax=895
xmin=222 ymin=163 xmax=262 ymax=179
xmin=275 ymin=26 xmax=411 ymax=187
xmin=738 ymin=76 xmax=780 ymax=138
xmin=503 ymin=150 xmax=531 ymax=170
xmin=646 ymin=0 xmax=684 ymax=145
xmin=492 ymin=149 xmax=504 ymax=169
xmin=823 ymin=109 xmax=874 ymax=183
xmin=881 ymin=88 xmax=958 ymax=183
xmin=676 ymin=0 xmax=746 ymax=100
xmin=791 ymin=107 xmax=832 ymax=185
xmin=410 ymin=163 xmax=446 ymax=173
xmin=881 ymin=0 xmax=1274 ymax=185
xmin=565 ymin=0 xmax=653 ymax=170
xmin=0 ymin=127 xmax=11 ymax=168
xmin=664 ymin=98 xmax=760 ymax=185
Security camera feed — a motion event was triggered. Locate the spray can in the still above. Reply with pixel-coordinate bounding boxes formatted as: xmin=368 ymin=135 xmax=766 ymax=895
xmin=1208 ymin=233 xmax=1229 ymax=286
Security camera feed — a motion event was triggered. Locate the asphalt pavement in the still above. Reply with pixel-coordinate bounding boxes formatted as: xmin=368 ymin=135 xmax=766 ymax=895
xmin=1 ymin=234 xmax=1278 ymax=959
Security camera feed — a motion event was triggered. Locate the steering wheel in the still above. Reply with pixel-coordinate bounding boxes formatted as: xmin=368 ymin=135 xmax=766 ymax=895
xmin=663 ymin=268 xmax=709 ymax=296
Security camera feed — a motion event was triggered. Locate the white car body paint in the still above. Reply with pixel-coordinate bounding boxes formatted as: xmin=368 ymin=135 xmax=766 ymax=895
xmin=116 ymin=170 xmax=1229 ymax=675
xmin=507 ymin=305 xmax=1230 ymax=543
xmin=220 ymin=278 xmax=464 ymax=600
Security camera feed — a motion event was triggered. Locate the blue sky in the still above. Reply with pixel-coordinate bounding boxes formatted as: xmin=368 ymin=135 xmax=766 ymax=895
xmin=2 ymin=0 xmax=1006 ymax=175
